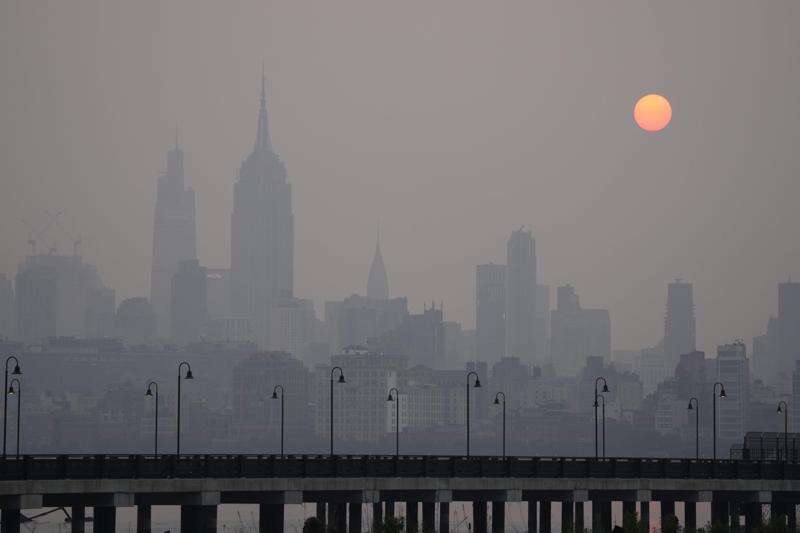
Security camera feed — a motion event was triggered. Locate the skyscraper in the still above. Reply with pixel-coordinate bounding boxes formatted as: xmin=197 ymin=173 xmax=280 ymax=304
xmin=366 ymin=228 xmax=389 ymax=300
xmin=150 ymin=134 xmax=197 ymax=337
xmin=230 ymin=73 xmax=294 ymax=348
xmin=171 ymin=259 xmax=208 ymax=345
xmin=505 ymin=228 xmax=540 ymax=363
xmin=664 ymin=280 xmax=695 ymax=366
xmin=717 ymin=341 xmax=749 ymax=445
xmin=476 ymin=263 xmax=506 ymax=363
xmin=778 ymin=280 xmax=800 ymax=373
xmin=550 ymin=284 xmax=611 ymax=376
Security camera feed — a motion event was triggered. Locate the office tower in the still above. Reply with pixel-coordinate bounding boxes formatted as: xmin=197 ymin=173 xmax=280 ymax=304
xmin=476 ymin=263 xmax=506 ymax=363
xmin=536 ymin=283 xmax=551 ymax=362
xmin=325 ymin=294 xmax=408 ymax=352
xmin=270 ymin=297 xmax=318 ymax=357
xmin=371 ymin=303 xmax=446 ymax=368
xmin=366 ymin=228 xmax=389 ymax=300
xmin=550 ymin=284 xmax=611 ymax=376
xmin=664 ymin=280 xmax=695 ymax=366
xmin=778 ymin=280 xmax=800 ymax=374
xmin=15 ymin=254 xmax=113 ymax=341
xmin=0 ymin=274 xmax=13 ymax=337
xmin=114 ymin=297 xmax=157 ymax=345
xmin=505 ymin=228 xmax=540 ymax=363
xmin=230 ymin=73 xmax=294 ymax=348
xmin=150 ymin=136 xmax=197 ymax=337
xmin=717 ymin=341 xmax=750 ymax=444
xmin=232 ymin=351 xmax=310 ymax=446
xmin=86 ymin=287 xmax=116 ymax=338
xmin=205 ymin=268 xmax=231 ymax=319
xmin=170 ymin=259 xmax=208 ymax=345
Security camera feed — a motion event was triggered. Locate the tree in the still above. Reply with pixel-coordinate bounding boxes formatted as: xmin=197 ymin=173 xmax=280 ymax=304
xmin=303 ymin=516 xmax=324 ymax=533
xmin=662 ymin=514 xmax=680 ymax=533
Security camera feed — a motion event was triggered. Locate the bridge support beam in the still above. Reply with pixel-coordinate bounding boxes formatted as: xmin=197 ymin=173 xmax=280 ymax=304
xmin=422 ymin=501 xmax=435 ymax=532
xmin=407 ymin=500 xmax=419 ymax=533
xmin=180 ymin=505 xmax=217 ymax=533
xmin=492 ymin=501 xmax=505 ymax=533
xmin=539 ymin=500 xmax=552 ymax=533
xmin=561 ymin=501 xmax=574 ymax=533
xmin=71 ymin=505 xmax=86 ymax=533
xmin=528 ymin=500 xmax=538 ymax=533
xmin=94 ymin=506 xmax=117 ymax=533
xmin=372 ymin=502 xmax=383 ymax=531
xmin=260 ymin=503 xmax=284 ymax=533
xmin=348 ymin=502 xmax=362 ymax=533
xmin=684 ymin=502 xmax=697 ymax=533
xmin=440 ymin=502 xmax=450 ymax=533
xmin=137 ymin=504 xmax=151 ymax=533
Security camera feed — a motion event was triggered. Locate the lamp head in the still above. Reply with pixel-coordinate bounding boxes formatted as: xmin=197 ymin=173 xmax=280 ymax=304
xmin=687 ymin=402 xmax=693 ymax=410
xmin=593 ymin=399 xmax=599 ymax=408
xmin=7 ymin=385 xmax=14 ymax=395
xmin=778 ymin=404 xmax=783 ymax=414
xmin=601 ymin=383 xmax=609 ymax=393
xmin=271 ymin=391 xmax=278 ymax=400
xmin=338 ymin=374 xmax=346 ymax=384
xmin=493 ymin=397 xmax=500 ymax=405
xmin=185 ymin=369 xmax=194 ymax=380
xmin=387 ymin=393 xmax=394 ymax=402
xmin=719 ymin=386 xmax=726 ymax=398
xmin=12 ymin=364 xmax=21 ymax=376
xmin=145 ymin=388 xmax=153 ymax=397
xmin=473 ymin=377 xmax=481 ymax=388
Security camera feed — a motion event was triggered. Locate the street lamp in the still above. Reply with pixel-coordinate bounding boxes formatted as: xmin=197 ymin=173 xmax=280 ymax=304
xmin=466 ymin=371 xmax=482 ymax=457
xmin=177 ymin=361 xmax=194 ymax=455
xmin=712 ymin=382 xmax=726 ymax=461
xmin=272 ymin=385 xmax=285 ymax=456
xmin=145 ymin=381 xmax=159 ymax=455
xmin=8 ymin=378 xmax=21 ymax=458
xmin=3 ymin=356 xmax=21 ymax=457
xmin=687 ymin=397 xmax=699 ymax=460
xmin=593 ymin=393 xmax=607 ymax=457
xmin=387 ymin=387 xmax=400 ymax=457
xmin=330 ymin=366 xmax=345 ymax=455
xmin=777 ymin=401 xmax=788 ymax=461
xmin=493 ymin=392 xmax=507 ymax=458
xmin=594 ymin=377 xmax=609 ymax=458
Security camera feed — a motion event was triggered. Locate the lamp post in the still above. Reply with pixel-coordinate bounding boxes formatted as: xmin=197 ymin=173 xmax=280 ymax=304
xmin=687 ymin=397 xmax=699 ymax=460
xmin=271 ymin=385 xmax=285 ymax=456
xmin=594 ymin=377 xmax=609 ymax=459
xmin=387 ymin=387 xmax=400 ymax=457
xmin=777 ymin=401 xmax=788 ymax=461
xmin=593 ymin=393 xmax=607 ymax=457
xmin=8 ymin=378 xmax=21 ymax=458
xmin=466 ymin=371 xmax=482 ymax=457
xmin=3 ymin=355 xmax=21 ymax=457
xmin=177 ymin=361 xmax=194 ymax=455
xmin=712 ymin=382 xmax=726 ymax=461
xmin=493 ymin=392 xmax=506 ymax=458
xmin=330 ymin=366 xmax=345 ymax=455
xmin=145 ymin=382 xmax=159 ymax=455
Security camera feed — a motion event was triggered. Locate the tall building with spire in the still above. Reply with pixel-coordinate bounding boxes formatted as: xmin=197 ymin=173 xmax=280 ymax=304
xmin=366 ymin=227 xmax=389 ymax=300
xmin=230 ymin=72 xmax=294 ymax=348
xmin=150 ymin=132 xmax=197 ymax=337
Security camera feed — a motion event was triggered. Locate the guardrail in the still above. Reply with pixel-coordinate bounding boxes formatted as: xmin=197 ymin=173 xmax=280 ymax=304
xmin=2 ymin=455 xmax=800 ymax=482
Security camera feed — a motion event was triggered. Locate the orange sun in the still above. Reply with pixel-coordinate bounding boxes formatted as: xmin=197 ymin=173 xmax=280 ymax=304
xmin=634 ymin=94 xmax=672 ymax=132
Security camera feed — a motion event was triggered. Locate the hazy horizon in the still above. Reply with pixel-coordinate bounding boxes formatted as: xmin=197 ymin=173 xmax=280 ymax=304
xmin=2 ymin=0 xmax=799 ymax=355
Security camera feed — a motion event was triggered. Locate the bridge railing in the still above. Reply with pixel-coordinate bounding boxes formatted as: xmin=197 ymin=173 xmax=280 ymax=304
xmin=2 ymin=455 xmax=800 ymax=482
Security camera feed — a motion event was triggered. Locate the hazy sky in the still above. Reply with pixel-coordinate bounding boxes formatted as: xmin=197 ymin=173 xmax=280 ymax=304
xmin=1 ymin=0 xmax=799 ymax=354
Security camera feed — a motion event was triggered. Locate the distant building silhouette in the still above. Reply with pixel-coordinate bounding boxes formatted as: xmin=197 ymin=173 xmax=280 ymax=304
xmin=171 ymin=259 xmax=208 ymax=345
xmin=370 ymin=303 xmax=446 ymax=368
xmin=150 ymin=135 xmax=197 ymax=338
xmin=778 ymin=281 xmax=800 ymax=375
xmin=325 ymin=294 xmax=408 ymax=352
xmin=15 ymin=254 xmax=114 ymax=341
xmin=230 ymin=72 xmax=294 ymax=348
xmin=505 ymin=228 xmax=543 ymax=364
xmin=366 ymin=227 xmax=389 ymax=300
xmin=717 ymin=341 xmax=749 ymax=445
xmin=664 ymin=280 xmax=695 ymax=367
xmin=114 ymin=297 xmax=157 ymax=345
xmin=269 ymin=297 xmax=320 ymax=359
xmin=0 ymin=274 xmax=14 ymax=337
xmin=550 ymin=284 xmax=611 ymax=376
xmin=476 ymin=263 xmax=506 ymax=363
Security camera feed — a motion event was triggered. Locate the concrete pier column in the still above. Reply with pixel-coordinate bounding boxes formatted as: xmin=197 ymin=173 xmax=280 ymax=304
xmin=1 ymin=508 xmax=21 ymax=533
xmin=180 ymin=505 xmax=217 ymax=533
xmin=684 ymin=502 xmax=697 ymax=533
xmin=492 ymin=501 xmax=506 ymax=533
xmin=137 ymin=505 xmax=152 ymax=533
xmin=422 ymin=502 xmax=435 ymax=532
xmin=372 ymin=502 xmax=383 ymax=531
xmin=575 ymin=503 xmax=584 ymax=533
xmin=71 ymin=505 xmax=86 ymax=533
xmin=260 ymin=503 xmax=285 ymax=533
xmin=539 ymin=500 xmax=552 ymax=533
xmin=528 ymin=501 xmax=538 ymax=533
xmin=640 ymin=502 xmax=650 ymax=533
xmin=473 ymin=500 xmax=487 ymax=533
xmin=561 ymin=501 xmax=574 ymax=533
xmin=94 ymin=507 xmax=117 ymax=533
xmin=440 ymin=502 xmax=450 ymax=533
xmin=407 ymin=500 xmax=419 ymax=533
xmin=317 ymin=502 xmax=327 ymax=531
xmin=349 ymin=502 xmax=362 ymax=533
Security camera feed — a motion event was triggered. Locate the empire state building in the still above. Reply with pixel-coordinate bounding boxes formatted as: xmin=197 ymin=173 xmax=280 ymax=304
xmin=230 ymin=74 xmax=294 ymax=347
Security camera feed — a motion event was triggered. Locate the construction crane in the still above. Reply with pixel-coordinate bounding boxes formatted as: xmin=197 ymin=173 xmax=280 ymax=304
xmin=54 ymin=215 xmax=82 ymax=256
xmin=21 ymin=211 xmax=62 ymax=256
